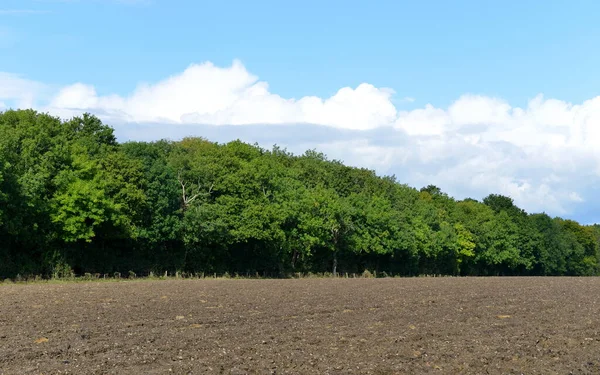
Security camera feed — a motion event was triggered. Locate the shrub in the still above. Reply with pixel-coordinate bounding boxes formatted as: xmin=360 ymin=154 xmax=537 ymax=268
xmin=52 ymin=261 xmax=74 ymax=279
xmin=362 ymin=270 xmax=375 ymax=278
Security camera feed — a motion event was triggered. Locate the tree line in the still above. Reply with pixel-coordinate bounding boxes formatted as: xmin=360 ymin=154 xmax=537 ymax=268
xmin=1 ymin=109 xmax=599 ymax=279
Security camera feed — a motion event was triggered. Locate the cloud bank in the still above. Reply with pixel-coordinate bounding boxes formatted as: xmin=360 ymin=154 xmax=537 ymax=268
xmin=46 ymin=60 xmax=397 ymax=130
xmin=1 ymin=60 xmax=600 ymax=220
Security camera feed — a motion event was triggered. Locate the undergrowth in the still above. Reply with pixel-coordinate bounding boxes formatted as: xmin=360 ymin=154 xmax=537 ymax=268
xmin=0 ymin=270 xmax=458 ymax=285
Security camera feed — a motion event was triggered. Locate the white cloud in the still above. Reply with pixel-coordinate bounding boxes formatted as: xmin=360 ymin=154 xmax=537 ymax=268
xmin=314 ymin=139 xmax=411 ymax=174
xmin=396 ymin=104 xmax=450 ymax=136
xmin=2 ymin=60 xmax=600 ymax=218
xmin=448 ymin=95 xmax=512 ymax=126
xmin=45 ymin=60 xmax=397 ymax=130
xmin=569 ymin=192 xmax=584 ymax=203
xmin=0 ymin=73 xmax=47 ymax=109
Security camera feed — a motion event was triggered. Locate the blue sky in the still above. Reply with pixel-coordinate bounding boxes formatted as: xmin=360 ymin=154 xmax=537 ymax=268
xmin=2 ymin=0 xmax=600 ymax=222
xmin=3 ymin=0 xmax=600 ymax=105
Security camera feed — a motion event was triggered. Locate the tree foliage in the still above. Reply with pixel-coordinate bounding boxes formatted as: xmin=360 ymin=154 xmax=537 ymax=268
xmin=1 ymin=109 xmax=598 ymax=278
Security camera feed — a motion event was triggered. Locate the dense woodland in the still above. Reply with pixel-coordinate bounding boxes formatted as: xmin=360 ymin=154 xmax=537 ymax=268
xmin=1 ymin=109 xmax=599 ymax=279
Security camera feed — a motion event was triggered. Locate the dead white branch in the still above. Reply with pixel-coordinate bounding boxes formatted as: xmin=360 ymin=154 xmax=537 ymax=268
xmin=178 ymin=170 xmax=214 ymax=209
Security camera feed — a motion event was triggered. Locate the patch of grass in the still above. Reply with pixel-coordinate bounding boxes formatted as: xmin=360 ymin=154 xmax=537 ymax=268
xmin=0 ymin=270 xmax=444 ymax=286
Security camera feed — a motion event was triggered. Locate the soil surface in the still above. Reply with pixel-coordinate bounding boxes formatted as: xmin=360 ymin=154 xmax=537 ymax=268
xmin=2 ymin=277 xmax=600 ymax=374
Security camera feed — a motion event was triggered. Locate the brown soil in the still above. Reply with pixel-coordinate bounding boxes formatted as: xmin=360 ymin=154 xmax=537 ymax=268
xmin=1 ymin=277 xmax=600 ymax=374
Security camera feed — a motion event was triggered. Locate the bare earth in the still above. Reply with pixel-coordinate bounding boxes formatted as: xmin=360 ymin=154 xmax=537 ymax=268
xmin=1 ymin=277 xmax=600 ymax=374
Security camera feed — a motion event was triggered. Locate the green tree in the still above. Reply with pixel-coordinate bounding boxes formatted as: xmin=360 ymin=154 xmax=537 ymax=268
xmin=1 ymin=108 xmax=599 ymax=278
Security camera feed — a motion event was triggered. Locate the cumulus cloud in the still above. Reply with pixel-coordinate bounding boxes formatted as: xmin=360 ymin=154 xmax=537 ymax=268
xmin=45 ymin=60 xmax=397 ymax=130
xmin=389 ymin=92 xmax=600 ymax=215
xmin=2 ymin=60 xmax=600 ymax=220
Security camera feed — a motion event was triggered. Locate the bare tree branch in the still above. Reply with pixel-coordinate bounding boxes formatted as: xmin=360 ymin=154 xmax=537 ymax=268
xmin=178 ymin=170 xmax=214 ymax=209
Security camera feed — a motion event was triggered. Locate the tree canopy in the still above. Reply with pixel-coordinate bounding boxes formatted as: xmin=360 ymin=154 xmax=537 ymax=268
xmin=1 ymin=109 xmax=598 ymax=278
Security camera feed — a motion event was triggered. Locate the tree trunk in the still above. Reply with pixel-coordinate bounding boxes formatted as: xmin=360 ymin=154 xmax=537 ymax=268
xmin=333 ymin=252 xmax=338 ymax=277
xmin=291 ymin=249 xmax=298 ymax=269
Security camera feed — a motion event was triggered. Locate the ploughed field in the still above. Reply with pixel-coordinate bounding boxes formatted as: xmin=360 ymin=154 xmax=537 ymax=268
xmin=2 ymin=278 xmax=600 ymax=374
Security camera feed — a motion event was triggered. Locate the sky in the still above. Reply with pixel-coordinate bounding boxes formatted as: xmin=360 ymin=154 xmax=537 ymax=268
xmin=2 ymin=0 xmax=600 ymax=223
